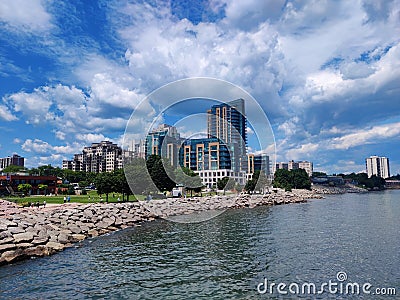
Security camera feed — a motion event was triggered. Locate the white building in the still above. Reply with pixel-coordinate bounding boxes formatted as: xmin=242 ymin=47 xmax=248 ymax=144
xmin=63 ymin=141 xmax=124 ymax=173
xmin=366 ymin=156 xmax=390 ymax=179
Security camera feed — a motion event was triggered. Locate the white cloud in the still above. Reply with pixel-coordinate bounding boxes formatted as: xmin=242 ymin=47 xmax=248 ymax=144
xmin=22 ymin=138 xmax=83 ymax=156
xmin=328 ymin=122 xmax=400 ymax=150
xmin=22 ymin=139 xmax=52 ymax=153
xmin=76 ymin=133 xmax=106 ymax=143
xmin=0 ymin=0 xmax=53 ymax=32
xmin=0 ymin=104 xmax=17 ymax=121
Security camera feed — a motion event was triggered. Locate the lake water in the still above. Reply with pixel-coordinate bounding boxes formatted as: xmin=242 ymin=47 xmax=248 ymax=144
xmin=0 ymin=190 xmax=399 ymax=299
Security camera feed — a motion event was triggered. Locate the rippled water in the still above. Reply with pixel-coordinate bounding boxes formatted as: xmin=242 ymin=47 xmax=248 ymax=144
xmin=0 ymin=190 xmax=399 ymax=299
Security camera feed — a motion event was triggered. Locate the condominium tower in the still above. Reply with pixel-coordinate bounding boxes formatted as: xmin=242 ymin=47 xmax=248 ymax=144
xmin=366 ymin=156 xmax=390 ymax=179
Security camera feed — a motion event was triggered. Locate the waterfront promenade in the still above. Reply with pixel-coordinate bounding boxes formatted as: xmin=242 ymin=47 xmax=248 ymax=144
xmin=0 ymin=189 xmax=320 ymax=265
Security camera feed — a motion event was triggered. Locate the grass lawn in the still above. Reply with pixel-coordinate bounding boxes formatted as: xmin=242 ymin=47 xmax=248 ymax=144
xmin=5 ymin=190 xmax=145 ymax=205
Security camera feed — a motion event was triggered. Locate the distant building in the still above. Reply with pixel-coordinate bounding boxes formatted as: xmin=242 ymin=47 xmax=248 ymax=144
xmin=275 ymin=160 xmax=313 ymax=177
xmin=63 ymin=141 xmax=124 ymax=173
xmin=366 ymin=156 xmax=390 ymax=179
xmin=0 ymin=154 xmax=24 ymax=171
xmin=145 ymin=124 xmax=183 ymax=167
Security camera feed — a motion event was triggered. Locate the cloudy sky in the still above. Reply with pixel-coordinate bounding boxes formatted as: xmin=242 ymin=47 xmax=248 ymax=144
xmin=0 ymin=0 xmax=399 ymax=175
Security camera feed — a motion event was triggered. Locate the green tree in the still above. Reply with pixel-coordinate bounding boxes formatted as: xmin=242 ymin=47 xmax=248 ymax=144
xmin=124 ymin=158 xmax=157 ymax=196
xmin=146 ymin=155 xmax=176 ymax=192
xmin=217 ymin=176 xmax=235 ymax=191
xmin=272 ymin=169 xmax=292 ymax=191
xmin=113 ymin=168 xmax=134 ymax=201
xmin=174 ymin=167 xmax=203 ymax=196
xmin=312 ymin=171 xmax=327 ymax=177
xmin=94 ymin=172 xmax=114 ymax=202
xmin=38 ymin=184 xmax=48 ymax=195
xmin=2 ymin=165 xmax=26 ymax=173
xmin=290 ymin=168 xmax=311 ymax=190
xmin=17 ymin=183 xmax=32 ymax=196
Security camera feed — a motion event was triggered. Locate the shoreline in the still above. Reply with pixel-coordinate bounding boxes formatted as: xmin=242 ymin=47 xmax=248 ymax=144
xmin=1 ymin=189 xmax=322 ymax=266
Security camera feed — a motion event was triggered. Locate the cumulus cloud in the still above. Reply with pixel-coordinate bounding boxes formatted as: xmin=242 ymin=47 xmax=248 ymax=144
xmin=0 ymin=0 xmax=53 ymax=32
xmin=1 ymin=0 xmax=399 ymax=172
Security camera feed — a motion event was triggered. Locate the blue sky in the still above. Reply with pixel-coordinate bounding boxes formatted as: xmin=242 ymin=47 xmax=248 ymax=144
xmin=0 ymin=0 xmax=399 ymax=175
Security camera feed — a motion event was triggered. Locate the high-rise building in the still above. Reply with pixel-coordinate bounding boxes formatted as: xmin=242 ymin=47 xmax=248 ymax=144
xmin=207 ymin=99 xmax=247 ymax=172
xmin=0 ymin=154 xmax=24 ymax=171
xmin=63 ymin=141 xmax=123 ymax=173
xmin=145 ymin=124 xmax=183 ymax=167
xmin=366 ymin=156 xmax=390 ymax=179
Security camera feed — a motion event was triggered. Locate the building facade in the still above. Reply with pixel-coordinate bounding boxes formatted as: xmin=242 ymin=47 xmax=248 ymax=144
xmin=0 ymin=175 xmax=57 ymax=195
xmin=179 ymin=137 xmax=247 ymax=187
xmin=247 ymin=154 xmax=270 ymax=180
xmin=207 ymin=99 xmax=247 ymax=173
xmin=366 ymin=156 xmax=390 ymax=179
xmin=63 ymin=141 xmax=123 ymax=173
xmin=0 ymin=154 xmax=24 ymax=171
xmin=145 ymin=124 xmax=183 ymax=167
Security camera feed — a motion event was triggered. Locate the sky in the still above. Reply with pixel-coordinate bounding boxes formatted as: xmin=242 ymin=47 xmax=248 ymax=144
xmin=0 ymin=0 xmax=399 ymax=175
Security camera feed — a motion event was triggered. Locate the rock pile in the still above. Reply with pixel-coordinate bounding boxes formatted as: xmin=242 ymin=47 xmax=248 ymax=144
xmin=0 ymin=191 xmax=317 ymax=265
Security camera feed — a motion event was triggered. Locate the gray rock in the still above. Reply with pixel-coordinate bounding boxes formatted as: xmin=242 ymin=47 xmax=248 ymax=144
xmin=57 ymin=233 xmax=70 ymax=244
xmin=31 ymin=237 xmax=49 ymax=245
xmin=45 ymin=241 xmax=65 ymax=251
xmin=1 ymin=249 xmax=25 ymax=263
xmin=13 ymin=232 xmax=34 ymax=243
xmin=71 ymin=234 xmax=86 ymax=241
xmin=0 ymin=243 xmax=16 ymax=252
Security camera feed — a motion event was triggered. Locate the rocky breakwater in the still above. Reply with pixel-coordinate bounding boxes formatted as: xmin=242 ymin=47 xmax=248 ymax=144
xmin=0 ymin=190 xmax=317 ymax=265
xmin=0 ymin=200 xmax=157 ymax=266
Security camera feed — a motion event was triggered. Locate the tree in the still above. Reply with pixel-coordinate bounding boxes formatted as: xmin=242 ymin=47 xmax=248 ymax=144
xmin=312 ymin=171 xmax=327 ymax=177
xmin=273 ymin=168 xmax=311 ymax=191
xmin=94 ymin=172 xmax=114 ymax=202
xmin=272 ymin=169 xmax=292 ymax=191
xmin=124 ymin=158 xmax=157 ymax=196
xmin=146 ymin=155 xmax=176 ymax=192
xmin=217 ymin=176 xmax=235 ymax=191
xmin=290 ymin=169 xmax=311 ymax=190
xmin=174 ymin=167 xmax=203 ymax=196
xmin=17 ymin=184 xmax=32 ymax=196
xmin=2 ymin=165 xmax=26 ymax=173
xmin=38 ymin=184 xmax=48 ymax=195
xmin=113 ymin=168 xmax=133 ymax=201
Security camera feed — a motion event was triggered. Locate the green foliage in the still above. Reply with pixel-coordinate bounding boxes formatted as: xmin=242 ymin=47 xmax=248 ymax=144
xmin=245 ymin=170 xmax=268 ymax=192
xmin=273 ymin=168 xmax=311 ymax=191
xmin=341 ymin=172 xmax=386 ymax=190
xmin=124 ymin=157 xmax=156 ymax=195
xmin=312 ymin=171 xmax=327 ymax=177
xmin=217 ymin=176 xmax=235 ymax=191
xmin=81 ymin=189 xmax=87 ymax=195
xmin=2 ymin=165 xmax=26 ymax=173
xmin=67 ymin=185 xmax=75 ymax=195
xmin=174 ymin=167 xmax=203 ymax=196
xmin=146 ymin=155 xmax=176 ymax=192
xmin=17 ymin=183 xmax=32 ymax=195
xmin=94 ymin=172 xmax=114 ymax=202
